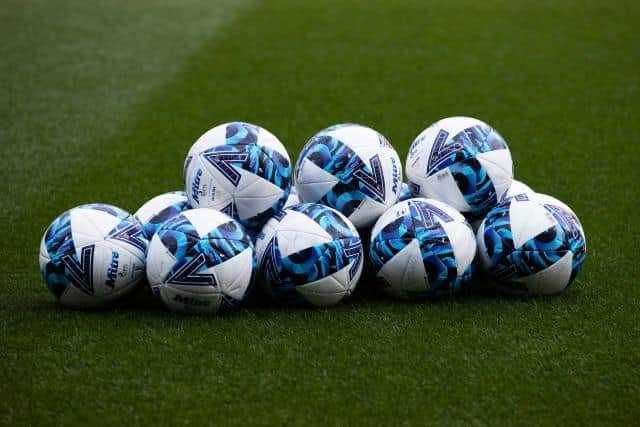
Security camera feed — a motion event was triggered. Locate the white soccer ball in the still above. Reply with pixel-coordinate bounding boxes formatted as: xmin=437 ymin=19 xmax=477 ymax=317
xmin=294 ymin=123 xmax=402 ymax=228
xmin=39 ymin=204 xmax=148 ymax=308
xmin=134 ymin=191 xmax=190 ymax=239
xmin=476 ymin=193 xmax=587 ymax=296
xmin=406 ymin=117 xmax=513 ymax=220
xmin=255 ymin=203 xmax=363 ymax=307
xmin=369 ymin=198 xmax=476 ymax=299
xmin=146 ymin=208 xmax=254 ymax=314
xmin=184 ymin=122 xmax=291 ymax=231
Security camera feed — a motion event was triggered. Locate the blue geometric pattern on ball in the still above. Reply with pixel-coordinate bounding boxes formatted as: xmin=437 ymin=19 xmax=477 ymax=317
xmin=427 ymin=124 xmax=508 ymax=175
xmin=78 ymin=203 xmax=130 ymax=220
xmin=156 ymin=214 xmax=253 ymax=291
xmin=261 ymin=235 xmax=361 ymax=304
xmin=480 ymin=200 xmax=514 ymax=266
xmin=286 ymin=203 xmax=356 ymax=239
xmin=201 ymin=132 xmax=291 ymax=230
xmin=319 ymin=184 xmax=366 ymax=219
xmin=140 ymin=193 xmax=190 ymax=239
xmin=543 ymin=203 xmax=587 ymax=283
xmin=415 ymin=230 xmax=457 ymax=296
xmin=42 ymin=211 xmax=74 ymax=298
xmin=369 ymin=200 xmax=460 ymax=297
xmin=225 ymin=122 xmax=259 ymax=146
xmin=108 ymin=218 xmax=148 ymax=253
xmin=202 ymin=144 xmax=290 ymax=191
xmin=296 ymin=133 xmax=386 ymax=214
xmin=450 ymin=157 xmax=498 ymax=219
xmin=397 ymin=183 xmax=413 ymax=202
xmin=482 ymin=199 xmax=585 ymax=285
xmin=369 ymin=215 xmax=415 ymax=269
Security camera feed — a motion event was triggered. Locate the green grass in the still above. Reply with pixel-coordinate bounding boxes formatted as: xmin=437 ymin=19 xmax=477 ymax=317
xmin=2 ymin=0 xmax=639 ymax=425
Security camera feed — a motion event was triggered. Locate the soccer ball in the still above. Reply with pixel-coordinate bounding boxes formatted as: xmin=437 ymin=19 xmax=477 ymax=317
xmin=184 ymin=122 xmax=291 ymax=231
xmin=255 ymin=203 xmax=363 ymax=306
xmin=406 ymin=117 xmax=513 ymax=220
xmin=134 ymin=191 xmax=190 ymax=239
xmin=146 ymin=208 xmax=254 ymax=314
xmin=294 ymin=123 xmax=402 ymax=228
xmin=39 ymin=204 xmax=148 ymax=308
xmin=476 ymin=193 xmax=586 ymax=295
xmin=502 ymin=179 xmax=535 ymax=202
xmin=397 ymin=182 xmax=413 ymax=203
xmin=369 ymin=198 xmax=476 ymax=299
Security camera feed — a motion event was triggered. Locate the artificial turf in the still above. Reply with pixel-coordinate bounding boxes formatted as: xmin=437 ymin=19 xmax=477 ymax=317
xmin=1 ymin=0 xmax=639 ymax=425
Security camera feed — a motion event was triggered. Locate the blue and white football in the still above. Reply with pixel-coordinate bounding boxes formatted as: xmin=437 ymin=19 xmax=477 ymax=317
xmin=255 ymin=203 xmax=363 ymax=307
xmin=39 ymin=204 xmax=148 ymax=308
xmin=184 ymin=122 xmax=291 ymax=231
xmin=369 ymin=198 xmax=476 ymax=299
xmin=134 ymin=191 xmax=190 ymax=239
xmin=146 ymin=208 xmax=254 ymax=314
xmin=476 ymin=193 xmax=586 ymax=295
xmin=406 ymin=117 xmax=513 ymax=220
xmin=294 ymin=124 xmax=402 ymax=228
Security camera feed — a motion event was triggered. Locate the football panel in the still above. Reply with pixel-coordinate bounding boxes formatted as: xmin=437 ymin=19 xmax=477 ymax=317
xmin=449 ymin=157 xmax=497 ymax=217
xmin=191 ymin=124 xmax=227 ymax=153
xmin=276 ymin=228 xmax=333 ymax=259
xmin=324 ymin=124 xmax=381 ymax=152
xmin=507 ymin=250 xmax=573 ymax=296
xmin=295 ymin=158 xmax=339 ymax=202
xmin=212 ymin=247 xmax=254 ymax=301
xmin=277 ymin=237 xmax=360 ymax=287
xmin=419 ymin=198 xmax=468 ymax=224
xmin=370 ymin=200 xmax=410 ymax=241
xmin=134 ymin=192 xmax=188 ymax=225
xmin=423 ymin=168 xmax=472 ymax=213
xmin=70 ymin=208 xmax=121 ymax=250
xmin=234 ymin=168 xmax=285 ymax=221
xmin=502 ymin=179 xmax=535 ymax=202
xmin=509 ymin=197 xmax=557 ymax=249
xmin=475 ymin=149 xmax=513 ymax=202
xmin=146 ymin=234 xmax=178 ymax=286
xmin=181 ymin=208 xmax=233 ymax=238
xmin=256 ymin=127 xmax=291 ymax=162
xmin=286 ymin=203 xmax=357 ymax=240
xmin=377 ymin=238 xmax=429 ymax=295
xmin=438 ymin=219 xmax=476 ymax=276
xmin=254 ymin=219 xmax=279 ymax=264
xmin=436 ymin=117 xmax=486 ymax=139
xmin=346 ymin=195 xmax=387 ymax=229
xmin=159 ymin=284 xmax=223 ymax=315
xmin=296 ymin=269 xmax=348 ymax=307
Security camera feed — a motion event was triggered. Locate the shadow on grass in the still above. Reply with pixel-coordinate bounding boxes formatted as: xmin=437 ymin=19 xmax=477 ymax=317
xmin=28 ymin=274 xmax=582 ymax=322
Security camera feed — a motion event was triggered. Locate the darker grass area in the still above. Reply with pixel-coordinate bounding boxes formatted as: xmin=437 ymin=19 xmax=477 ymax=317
xmin=2 ymin=0 xmax=640 ymax=425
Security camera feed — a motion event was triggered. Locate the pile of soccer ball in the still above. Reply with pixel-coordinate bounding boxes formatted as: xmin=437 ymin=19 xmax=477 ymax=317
xmin=39 ymin=118 xmax=587 ymax=314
